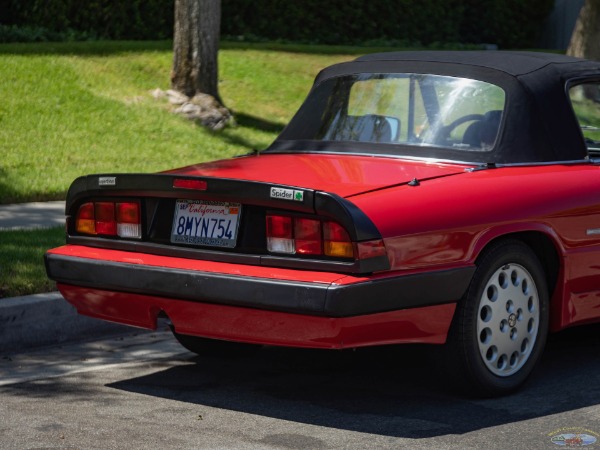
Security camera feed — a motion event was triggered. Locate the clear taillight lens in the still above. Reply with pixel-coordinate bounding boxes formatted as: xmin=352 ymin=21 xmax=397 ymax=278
xmin=116 ymin=202 xmax=141 ymax=238
xmin=266 ymin=215 xmax=294 ymax=253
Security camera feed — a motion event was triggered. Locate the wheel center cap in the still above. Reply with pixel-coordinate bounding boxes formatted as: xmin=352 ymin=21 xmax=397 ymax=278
xmin=508 ymin=313 xmax=517 ymax=328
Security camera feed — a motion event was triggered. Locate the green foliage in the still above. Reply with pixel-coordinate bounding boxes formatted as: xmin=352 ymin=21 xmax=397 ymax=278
xmin=0 ymin=0 xmax=173 ymax=41
xmin=0 ymin=40 xmax=361 ymax=297
xmin=221 ymin=0 xmax=554 ymax=48
xmin=222 ymin=0 xmax=464 ymax=46
xmin=0 ymin=40 xmax=355 ymax=204
xmin=459 ymin=0 xmax=556 ymax=49
xmin=1 ymin=0 xmax=555 ymax=48
xmin=0 ymin=24 xmax=96 ymax=43
xmin=0 ymin=227 xmax=64 ymax=298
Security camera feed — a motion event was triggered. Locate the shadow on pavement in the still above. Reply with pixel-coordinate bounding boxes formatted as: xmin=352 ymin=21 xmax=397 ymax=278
xmin=106 ymin=323 xmax=600 ymax=439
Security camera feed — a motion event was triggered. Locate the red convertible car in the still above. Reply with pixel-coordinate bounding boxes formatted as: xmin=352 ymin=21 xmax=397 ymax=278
xmin=45 ymin=51 xmax=600 ymax=396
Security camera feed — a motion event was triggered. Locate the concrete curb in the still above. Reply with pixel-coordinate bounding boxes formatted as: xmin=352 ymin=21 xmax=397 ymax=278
xmin=0 ymin=292 xmax=131 ymax=353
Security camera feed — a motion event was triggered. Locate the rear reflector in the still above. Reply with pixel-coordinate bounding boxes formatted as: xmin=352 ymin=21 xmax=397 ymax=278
xmin=76 ymin=201 xmax=141 ymax=239
xmin=357 ymin=239 xmax=387 ymax=259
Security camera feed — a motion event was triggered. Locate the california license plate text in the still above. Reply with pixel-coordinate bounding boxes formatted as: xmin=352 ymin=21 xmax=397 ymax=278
xmin=171 ymin=200 xmax=241 ymax=248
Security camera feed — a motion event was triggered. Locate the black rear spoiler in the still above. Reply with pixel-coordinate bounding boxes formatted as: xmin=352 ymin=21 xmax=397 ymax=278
xmin=64 ymin=173 xmax=391 ymax=274
xmin=66 ymin=173 xmax=383 ymax=243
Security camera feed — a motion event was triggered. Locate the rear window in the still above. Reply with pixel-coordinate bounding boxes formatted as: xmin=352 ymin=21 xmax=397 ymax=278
xmin=569 ymin=82 xmax=600 ymax=155
xmin=292 ymin=73 xmax=506 ymax=152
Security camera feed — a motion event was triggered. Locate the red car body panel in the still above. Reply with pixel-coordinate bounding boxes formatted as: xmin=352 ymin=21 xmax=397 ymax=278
xmin=47 ymin=242 xmax=469 ymax=345
xmin=56 ymin=283 xmax=456 ymax=348
xmin=167 ymin=157 xmax=600 ymax=333
xmin=48 ymin=244 xmax=352 ymax=285
xmin=350 ymin=163 xmax=600 ymax=331
xmin=164 ymin=153 xmax=466 ymax=197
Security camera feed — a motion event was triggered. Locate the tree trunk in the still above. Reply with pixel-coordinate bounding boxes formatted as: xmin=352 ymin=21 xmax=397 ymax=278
xmin=567 ymin=0 xmax=600 ymax=61
xmin=171 ymin=0 xmax=222 ymax=103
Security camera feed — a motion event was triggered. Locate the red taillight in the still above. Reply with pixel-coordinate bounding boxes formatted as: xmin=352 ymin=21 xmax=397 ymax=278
xmin=95 ymin=202 xmax=116 ymax=235
xmin=76 ymin=202 xmax=95 ymax=234
xmin=323 ymin=221 xmax=353 ymax=258
xmin=76 ymin=201 xmax=141 ymax=239
xmin=266 ymin=214 xmax=355 ymax=258
xmin=265 ymin=214 xmax=387 ymax=262
xmin=173 ymin=179 xmax=208 ymax=190
xmin=266 ymin=215 xmax=294 ymax=253
xmin=266 ymin=215 xmax=292 ymax=238
xmin=294 ymin=218 xmax=321 ymax=255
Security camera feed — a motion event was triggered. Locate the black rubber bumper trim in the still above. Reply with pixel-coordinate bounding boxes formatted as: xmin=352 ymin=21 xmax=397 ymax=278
xmin=45 ymin=253 xmax=475 ymax=318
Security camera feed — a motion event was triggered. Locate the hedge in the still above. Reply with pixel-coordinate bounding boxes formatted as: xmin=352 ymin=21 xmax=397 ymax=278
xmin=0 ymin=0 xmax=554 ymax=48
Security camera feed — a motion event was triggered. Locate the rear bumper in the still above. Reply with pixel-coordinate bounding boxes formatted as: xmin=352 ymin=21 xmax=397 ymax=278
xmin=56 ymin=283 xmax=458 ymax=348
xmin=45 ymin=245 xmax=475 ymax=347
xmin=46 ymin=249 xmax=474 ymax=317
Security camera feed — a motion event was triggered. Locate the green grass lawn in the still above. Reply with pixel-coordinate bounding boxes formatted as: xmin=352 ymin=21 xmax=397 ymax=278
xmin=0 ymin=40 xmax=364 ymax=204
xmin=0 ymin=40 xmax=402 ymax=298
xmin=0 ymin=226 xmax=64 ymax=298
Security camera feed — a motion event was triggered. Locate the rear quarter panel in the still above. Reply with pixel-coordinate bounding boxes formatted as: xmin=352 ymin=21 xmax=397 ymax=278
xmin=350 ymin=163 xmax=600 ymax=330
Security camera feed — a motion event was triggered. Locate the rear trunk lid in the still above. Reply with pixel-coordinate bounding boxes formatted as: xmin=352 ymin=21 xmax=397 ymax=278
xmin=62 ymin=153 xmax=471 ymax=274
xmin=164 ymin=153 xmax=470 ymax=198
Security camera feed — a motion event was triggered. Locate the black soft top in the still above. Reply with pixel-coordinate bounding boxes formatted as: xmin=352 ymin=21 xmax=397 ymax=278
xmin=269 ymin=51 xmax=600 ymax=164
xmin=352 ymin=51 xmax=597 ymax=77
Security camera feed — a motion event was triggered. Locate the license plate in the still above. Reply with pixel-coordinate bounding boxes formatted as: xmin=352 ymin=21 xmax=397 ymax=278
xmin=171 ymin=200 xmax=241 ymax=248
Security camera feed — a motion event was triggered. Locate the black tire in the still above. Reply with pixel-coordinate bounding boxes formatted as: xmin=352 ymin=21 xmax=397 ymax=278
xmin=446 ymin=240 xmax=549 ymax=397
xmin=171 ymin=329 xmax=262 ymax=357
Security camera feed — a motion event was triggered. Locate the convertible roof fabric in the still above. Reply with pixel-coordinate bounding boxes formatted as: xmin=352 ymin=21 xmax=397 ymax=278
xmin=352 ymin=51 xmax=600 ymax=77
xmin=270 ymin=51 xmax=600 ymax=164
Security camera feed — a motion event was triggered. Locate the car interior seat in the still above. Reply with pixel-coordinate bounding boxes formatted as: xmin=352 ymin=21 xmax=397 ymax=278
xmin=462 ymin=110 xmax=502 ymax=149
xmin=337 ymin=114 xmax=398 ymax=143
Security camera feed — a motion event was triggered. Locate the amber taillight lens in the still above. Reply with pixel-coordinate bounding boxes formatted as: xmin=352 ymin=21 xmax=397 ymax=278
xmin=323 ymin=221 xmax=353 ymax=258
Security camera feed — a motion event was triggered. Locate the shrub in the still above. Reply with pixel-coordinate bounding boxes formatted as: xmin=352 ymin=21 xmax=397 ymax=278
xmin=0 ymin=0 xmax=555 ymax=48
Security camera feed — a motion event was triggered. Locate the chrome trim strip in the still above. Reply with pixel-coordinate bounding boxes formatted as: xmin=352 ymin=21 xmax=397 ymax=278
xmin=264 ymin=150 xmax=593 ymax=170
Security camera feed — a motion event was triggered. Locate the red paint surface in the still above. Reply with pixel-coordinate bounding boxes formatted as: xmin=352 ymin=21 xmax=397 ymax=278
xmin=57 ymin=283 xmax=456 ymax=348
xmin=164 ymin=153 xmax=466 ymax=198
xmin=347 ymin=163 xmax=600 ymax=331
xmin=47 ymin=245 xmax=363 ymax=285
xmin=52 ymin=153 xmax=600 ymax=336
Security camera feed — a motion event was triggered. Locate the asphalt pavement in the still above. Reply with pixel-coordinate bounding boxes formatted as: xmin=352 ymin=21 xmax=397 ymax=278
xmin=0 ymin=200 xmax=65 ymax=231
xmin=0 ymin=201 xmax=130 ymax=352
